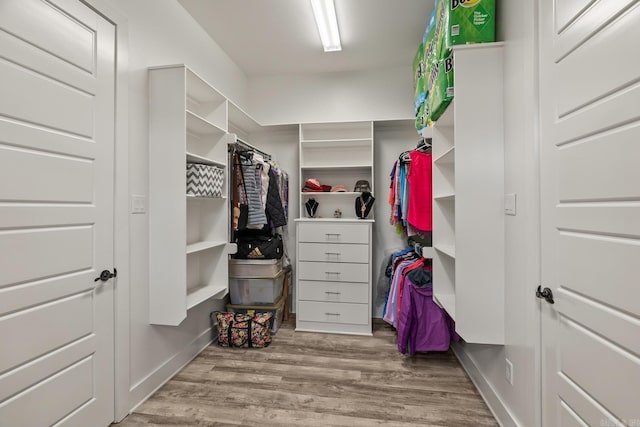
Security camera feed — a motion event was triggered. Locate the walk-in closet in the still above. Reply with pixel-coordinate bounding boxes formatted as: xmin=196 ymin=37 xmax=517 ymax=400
xmin=2 ymin=1 xmax=638 ymax=426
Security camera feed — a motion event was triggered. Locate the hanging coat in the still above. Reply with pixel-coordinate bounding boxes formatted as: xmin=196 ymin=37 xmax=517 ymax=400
xmin=396 ymin=268 xmax=455 ymax=355
xmin=265 ymin=168 xmax=287 ymax=228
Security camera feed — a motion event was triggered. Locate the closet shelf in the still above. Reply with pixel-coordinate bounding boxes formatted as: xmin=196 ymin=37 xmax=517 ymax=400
xmin=434 ymin=194 xmax=455 ymax=201
xmin=433 ymin=293 xmax=456 ymax=320
xmin=186 ymin=152 xmax=226 ymax=168
xmin=186 ymin=194 xmax=227 ymax=200
xmin=300 ymin=192 xmax=361 ymax=196
xmin=186 ymin=110 xmax=226 ymax=136
xmin=301 ymin=139 xmax=372 ymax=148
xmin=294 ymin=218 xmax=375 ymax=223
xmin=186 ymin=284 xmax=228 ymax=309
xmin=186 ymin=240 xmax=227 ymax=255
xmin=434 ymin=146 xmax=455 ymax=164
xmin=434 ymin=244 xmax=456 ymax=259
xmin=300 ymin=164 xmax=372 ymax=170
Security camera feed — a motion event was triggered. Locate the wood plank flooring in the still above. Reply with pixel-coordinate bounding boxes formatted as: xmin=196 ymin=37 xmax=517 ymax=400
xmin=115 ymin=319 xmax=497 ymax=427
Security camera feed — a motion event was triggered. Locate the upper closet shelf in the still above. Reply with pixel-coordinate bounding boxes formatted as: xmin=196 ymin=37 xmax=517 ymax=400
xmin=300 ymin=164 xmax=372 ymax=170
xmin=301 ymin=138 xmax=371 ymax=145
xmin=434 ymin=146 xmax=455 ymax=164
xmin=186 ymin=110 xmax=226 ymax=136
xmin=186 ymin=152 xmax=226 ymax=168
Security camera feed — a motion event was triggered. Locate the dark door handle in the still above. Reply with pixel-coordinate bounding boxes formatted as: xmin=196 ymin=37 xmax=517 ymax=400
xmin=95 ymin=268 xmax=117 ymax=282
xmin=536 ymin=285 xmax=554 ymax=304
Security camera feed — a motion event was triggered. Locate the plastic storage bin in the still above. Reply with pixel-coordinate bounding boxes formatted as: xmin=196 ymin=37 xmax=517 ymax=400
xmin=229 ymin=258 xmax=283 ymax=278
xmin=229 ymin=269 xmax=284 ymax=305
xmin=226 ymin=295 xmax=285 ymax=334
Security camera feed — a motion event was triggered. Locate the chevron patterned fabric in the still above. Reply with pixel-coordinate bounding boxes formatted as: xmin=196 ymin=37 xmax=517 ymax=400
xmin=186 ymin=163 xmax=224 ymax=197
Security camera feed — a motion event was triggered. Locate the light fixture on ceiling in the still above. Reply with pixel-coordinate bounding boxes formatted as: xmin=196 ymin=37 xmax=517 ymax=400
xmin=310 ymin=0 xmax=341 ymax=52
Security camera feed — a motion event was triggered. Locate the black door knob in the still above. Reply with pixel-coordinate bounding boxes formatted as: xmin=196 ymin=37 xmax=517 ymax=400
xmin=95 ymin=268 xmax=117 ymax=282
xmin=536 ymin=285 xmax=554 ymax=304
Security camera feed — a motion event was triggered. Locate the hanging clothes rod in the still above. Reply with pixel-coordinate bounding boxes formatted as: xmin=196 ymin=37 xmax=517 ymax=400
xmin=233 ymin=138 xmax=272 ymax=161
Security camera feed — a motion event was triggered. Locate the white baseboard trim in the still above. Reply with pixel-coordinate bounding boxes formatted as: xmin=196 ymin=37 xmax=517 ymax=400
xmin=126 ymin=327 xmax=214 ymax=416
xmin=451 ymin=342 xmax=519 ymax=427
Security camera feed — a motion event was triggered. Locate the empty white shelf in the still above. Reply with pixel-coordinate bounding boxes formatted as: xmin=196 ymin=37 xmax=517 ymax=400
xmin=300 ymin=192 xmax=361 ymax=196
xmin=186 ymin=110 xmax=226 ymax=135
xmin=434 ymin=194 xmax=455 ymax=201
xmin=433 ymin=293 xmax=456 ymax=320
xmin=186 ymin=240 xmax=227 ymax=254
xmin=186 ymin=284 xmax=228 ymax=309
xmin=434 ymin=146 xmax=455 ymax=164
xmin=434 ymin=244 xmax=456 ymax=259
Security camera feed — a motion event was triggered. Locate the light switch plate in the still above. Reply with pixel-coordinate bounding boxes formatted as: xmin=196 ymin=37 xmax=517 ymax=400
xmin=131 ymin=195 xmax=146 ymax=214
xmin=505 ymin=193 xmax=516 ymax=216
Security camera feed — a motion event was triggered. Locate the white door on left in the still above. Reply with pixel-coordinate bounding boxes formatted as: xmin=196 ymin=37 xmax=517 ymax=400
xmin=0 ymin=1 xmax=116 ymax=426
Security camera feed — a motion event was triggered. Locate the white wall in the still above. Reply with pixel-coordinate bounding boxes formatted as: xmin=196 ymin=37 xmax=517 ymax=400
xmin=107 ymin=0 xmax=251 ymax=417
xmin=453 ymin=1 xmax=540 ymax=426
xmin=248 ymin=66 xmax=415 ymax=125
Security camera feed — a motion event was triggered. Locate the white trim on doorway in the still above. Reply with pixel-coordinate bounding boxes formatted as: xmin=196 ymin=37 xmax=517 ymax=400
xmin=81 ymin=0 xmax=130 ymax=422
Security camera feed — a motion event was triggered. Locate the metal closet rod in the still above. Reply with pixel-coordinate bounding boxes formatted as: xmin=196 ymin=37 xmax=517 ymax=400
xmin=234 ymin=138 xmax=272 ymax=161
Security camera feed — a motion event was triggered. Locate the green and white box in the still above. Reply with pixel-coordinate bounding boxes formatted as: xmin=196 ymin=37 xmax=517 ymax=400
xmin=447 ymin=0 xmax=495 ymax=48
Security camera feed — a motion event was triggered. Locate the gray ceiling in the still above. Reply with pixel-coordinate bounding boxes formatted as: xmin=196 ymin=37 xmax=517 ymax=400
xmin=178 ymin=0 xmax=434 ymax=77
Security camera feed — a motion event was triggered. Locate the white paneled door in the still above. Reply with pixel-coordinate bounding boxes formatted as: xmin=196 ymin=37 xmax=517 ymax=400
xmin=540 ymin=1 xmax=640 ymax=426
xmin=0 ymin=1 xmax=116 ymax=426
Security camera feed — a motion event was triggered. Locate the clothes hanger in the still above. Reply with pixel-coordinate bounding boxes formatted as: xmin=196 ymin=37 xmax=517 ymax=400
xmin=416 ymin=137 xmax=432 ymax=152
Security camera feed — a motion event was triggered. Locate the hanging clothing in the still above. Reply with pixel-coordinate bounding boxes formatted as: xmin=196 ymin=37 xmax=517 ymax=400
xmin=241 ymin=162 xmax=268 ymax=226
xmin=396 ymin=269 xmax=456 ymax=355
xmin=407 ymin=150 xmax=432 ymax=232
xmin=266 ymin=168 xmax=287 ymax=227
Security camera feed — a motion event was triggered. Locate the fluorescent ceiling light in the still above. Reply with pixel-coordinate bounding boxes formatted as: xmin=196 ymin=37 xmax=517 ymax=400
xmin=310 ymin=0 xmax=342 ymax=52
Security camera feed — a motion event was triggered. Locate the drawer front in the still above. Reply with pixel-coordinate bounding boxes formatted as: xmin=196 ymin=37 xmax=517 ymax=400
xmin=298 ymin=280 xmax=369 ymax=304
xmin=298 ymin=222 xmax=370 ymax=244
xmin=298 ymin=301 xmax=369 ymax=325
xmin=298 ymin=242 xmax=369 ymax=264
xmin=298 ymin=261 xmax=369 ymax=283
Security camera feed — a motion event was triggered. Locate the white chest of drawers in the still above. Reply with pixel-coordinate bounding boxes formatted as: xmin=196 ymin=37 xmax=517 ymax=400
xmin=295 ymin=219 xmax=373 ymax=336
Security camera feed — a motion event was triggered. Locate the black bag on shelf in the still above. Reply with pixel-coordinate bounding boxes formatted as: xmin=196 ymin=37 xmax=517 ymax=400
xmin=234 ymin=234 xmax=283 ymax=259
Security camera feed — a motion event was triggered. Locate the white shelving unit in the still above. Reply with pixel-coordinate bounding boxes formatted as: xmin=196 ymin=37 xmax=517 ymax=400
xmin=295 ymin=122 xmax=375 ymax=336
xmin=430 ymin=43 xmax=505 ymax=345
xmin=299 ymin=122 xmax=374 ymax=220
xmin=148 ymin=65 xmax=233 ymax=326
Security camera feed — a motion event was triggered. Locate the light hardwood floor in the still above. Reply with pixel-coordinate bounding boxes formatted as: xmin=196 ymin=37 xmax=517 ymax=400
xmin=115 ymin=319 xmax=497 ymax=427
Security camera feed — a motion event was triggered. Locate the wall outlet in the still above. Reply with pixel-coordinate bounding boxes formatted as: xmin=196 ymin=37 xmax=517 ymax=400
xmin=131 ymin=194 xmax=146 ymax=214
xmin=504 ymin=193 xmax=517 ymax=216
xmin=505 ymin=358 xmax=514 ymax=385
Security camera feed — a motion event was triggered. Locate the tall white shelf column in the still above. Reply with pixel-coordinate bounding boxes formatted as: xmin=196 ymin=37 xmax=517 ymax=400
xmin=148 ymin=65 xmax=233 ymax=326
xmin=430 ymin=43 xmax=505 ymax=345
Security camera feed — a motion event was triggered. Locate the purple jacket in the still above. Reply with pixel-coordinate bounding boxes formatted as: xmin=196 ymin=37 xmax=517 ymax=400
xmin=397 ymin=273 xmax=456 ymax=355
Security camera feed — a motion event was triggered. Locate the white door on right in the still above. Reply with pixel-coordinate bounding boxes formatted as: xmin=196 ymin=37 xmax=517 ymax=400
xmin=540 ymin=1 xmax=640 ymax=426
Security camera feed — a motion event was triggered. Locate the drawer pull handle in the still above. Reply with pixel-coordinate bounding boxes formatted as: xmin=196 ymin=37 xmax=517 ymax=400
xmin=325 ymin=291 xmax=341 ymax=295
xmin=325 ymin=233 xmax=341 ymax=239
xmin=325 ymin=252 xmax=341 ymax=256
xmin=326 ymin=271 xmax=341 ymax=275
xmin=325 ymin=312 xmax=340 ymax=316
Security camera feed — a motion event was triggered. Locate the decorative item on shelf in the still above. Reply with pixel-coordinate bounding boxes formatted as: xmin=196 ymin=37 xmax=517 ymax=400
xmin=333 ymin=208 xmax=342 ymax=218
xmin=353 ymin=179 xmax=371 ymax=193
xmin=305 ymin=198 xmax=319 ymax=218
xmin=330 ymin=185 xmax=347 ymax=192
xmin=355 ymin=191 xmax=375 ymax=219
